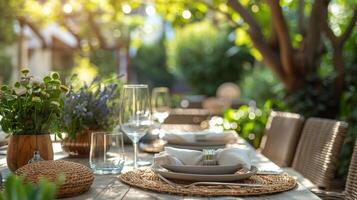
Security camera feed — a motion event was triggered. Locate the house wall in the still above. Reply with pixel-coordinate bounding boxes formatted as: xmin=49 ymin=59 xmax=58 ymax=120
xmin=28 ymin=48 xmax=51 ymax=78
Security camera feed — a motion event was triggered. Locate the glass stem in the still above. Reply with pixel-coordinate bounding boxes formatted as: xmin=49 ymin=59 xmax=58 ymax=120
xmin=133 ymin=141 xmax=138 ymax=169
xmin=158 ymin=123 xmax=162 ymax=139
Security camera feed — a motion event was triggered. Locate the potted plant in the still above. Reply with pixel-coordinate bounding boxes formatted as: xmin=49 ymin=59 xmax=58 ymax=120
xmin=60 ymin=75 xmax=121 ymax=157
xmin=0 ymin=69 xmax=68 ymax=171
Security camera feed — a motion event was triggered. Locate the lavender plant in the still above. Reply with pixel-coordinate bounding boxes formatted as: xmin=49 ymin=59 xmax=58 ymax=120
xmin=0 ymin=69 xmax=68 ymax=135
xmin=62 ymin=75 xmax=121 ymax=139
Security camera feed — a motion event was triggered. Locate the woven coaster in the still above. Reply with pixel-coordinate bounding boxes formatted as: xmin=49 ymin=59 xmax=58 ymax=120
xmin=120 ymin=168 xmax=297 ymax=197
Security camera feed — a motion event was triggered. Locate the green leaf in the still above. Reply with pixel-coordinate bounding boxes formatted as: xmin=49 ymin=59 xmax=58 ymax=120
xmin=50 ymin=72 xmax=60 ymax=80
xmin=43 ymin=76 xmax=51 ymax=83
xmin=0 ymin=85 xmax=9 ymax=91
xmin=14 ymin=82 xmax=20 ymax=88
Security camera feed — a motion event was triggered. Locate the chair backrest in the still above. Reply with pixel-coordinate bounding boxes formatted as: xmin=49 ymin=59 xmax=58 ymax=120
xmin=292 ymin=118 xmax=348 ymax=189
xmin=202 ymin=97 xmax=231 ymax=115
xmin=164 ymin=108 xmax=210 ymax=125
xmin=345 ymin=139 xmax=357 ymax=200
xmin=260 ymin=111 xmax=304 ymax=167
xmin=216 ymin=82 xmax=241 ymax=101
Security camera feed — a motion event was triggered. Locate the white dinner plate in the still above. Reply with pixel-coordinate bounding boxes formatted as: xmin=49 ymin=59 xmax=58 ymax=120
xmin=154 ymin=166 xmax=257 ymax=182
xmin=161 ymin=164 xmax=242 ymax=175
xmin=167 ymin=140 xmax=227 ymax=146
xmin=167 ymin=144 xmax=226 ymax=150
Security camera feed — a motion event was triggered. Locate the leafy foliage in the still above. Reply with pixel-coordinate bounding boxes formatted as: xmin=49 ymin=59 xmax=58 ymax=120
xmin=0 ymin=51 xmax=13 ymax=84
xmin=62 ymin=75 xmax=122 ymax=139
xmin=239 ymin=65 xmax=286 ymax=108
xmin=0 ymin=175 xmax=57 ymax=200
xmin=0 ymin=70 xmax=67 ymax=135
xmin=90 ymin=50 xmax=117 ymax=77
xmin=168 ymin=21 xmax=254 ymax=96
xmin=0 ymin=0 xmax=22 ymax=44
xmin=337 ymin=31 xmax=357 ymax=179
xmin=132 ymin=38 xmax=175 ymax=88
xmin=223 ymin=101 xmax=272 ymax=148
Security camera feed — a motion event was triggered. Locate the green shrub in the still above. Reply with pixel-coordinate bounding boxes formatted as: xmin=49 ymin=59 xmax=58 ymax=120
xmin=0 ymin=50 xmax=13 ymax=84
xmin=90 ymin=50 xmax=117 ymax=77
xmin=132 ymin=39 xmax=175 ymax=88
xmin=239 ymin=65 xmax=286 ymax=108
xmin=223 ymin=100 xmax=272 ymax=148
xmin=337 ymin=31 xmax=357 ymax=180
xmin=168 ymin=21 xmax=254 ymax=96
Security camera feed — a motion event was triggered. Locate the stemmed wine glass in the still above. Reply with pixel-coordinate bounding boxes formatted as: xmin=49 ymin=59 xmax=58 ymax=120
xmin=151 ymin=87 xmax=171 ymax=141
xmin=120 ymin=84 xmax=152 ymax=169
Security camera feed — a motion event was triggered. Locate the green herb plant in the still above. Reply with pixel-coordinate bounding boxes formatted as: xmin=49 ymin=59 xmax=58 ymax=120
xmin=0 ymin=69 xmax=68 ymax=135
xmin=0 ymin=175 xmax=59 ymax=200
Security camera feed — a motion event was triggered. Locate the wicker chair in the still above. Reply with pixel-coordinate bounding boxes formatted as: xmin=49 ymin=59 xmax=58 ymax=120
xmin=290 ymin=118 xmax=348 ymax=190
xmin=345 ymin=139 xmax=357 ymax=199
xmin=260 ymin=111 xmax=304 ymax=167
xmin=313 ymin=139 xmax=357 ymax=200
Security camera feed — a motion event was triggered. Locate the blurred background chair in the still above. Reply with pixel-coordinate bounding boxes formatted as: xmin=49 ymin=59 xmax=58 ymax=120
xmin=216 ymin=82 xmax=241 ymax=102
xmin=164 ymin=108 xmax=210 ymax=125
xmin=285 ymin=118 xmax=348 ymax=190
xmin=260 ymin=111 xmax=304 ymax=167
xmin=202 ymin=97 xmax=231 ymax=115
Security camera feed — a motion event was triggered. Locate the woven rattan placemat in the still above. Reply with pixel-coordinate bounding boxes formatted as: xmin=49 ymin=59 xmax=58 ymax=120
xmin=120 ymin=168 xmax=297 ymax=196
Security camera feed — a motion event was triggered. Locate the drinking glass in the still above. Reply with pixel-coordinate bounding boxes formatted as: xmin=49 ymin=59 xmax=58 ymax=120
xmin=151 ymin=87 xmax=171 ymax=139
xmin=90 ymin=132 xmax=125 ymax=174
xmin=120 ymin=84 xmax=152 ymax=169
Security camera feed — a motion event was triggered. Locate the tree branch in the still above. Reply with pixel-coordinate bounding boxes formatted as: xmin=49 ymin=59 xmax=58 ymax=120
xmin=267 ymin=21 xmax=279 ymax=50
xmin=87 ymin=10 xmax=108 ymax=49
xmin=339 ymin=8 xmax=357 ymax=45
xmin=322 ymin=21 xmax=338 ymax=46
xmin=303 ymin=0 xmax=326 ymax=70
xmin=250 ymin=33 xmax=289 ymax=87
xmin=60 ymin=18 xmax=81 ymax=49
xmin=297 ymin=0 xmax=305 ymax=35
xmin=266 ymin=0 xmax=295 ymax=76
xmin=227 ymin=0 xmax=262 ymax=34
xmin=205 ymin=3 xmax=240 ymax=28
xmin=227 ymin=0 xmax=291 ymax=88
xmin=18 ymin=17 xmax=47 ymax=48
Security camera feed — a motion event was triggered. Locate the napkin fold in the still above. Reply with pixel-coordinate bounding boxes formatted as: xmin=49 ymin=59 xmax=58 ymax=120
xmin=154 ymin=146 xmax=253 ymax=169
xmin=163 ymin=130 xmax=237 ymax=144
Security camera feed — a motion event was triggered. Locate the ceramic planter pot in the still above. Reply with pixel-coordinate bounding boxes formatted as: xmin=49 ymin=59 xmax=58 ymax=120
xmin=7 ymin=134 xmax=54 ymax=172
xmin=61 ymin=129 xmax=98 ymax=157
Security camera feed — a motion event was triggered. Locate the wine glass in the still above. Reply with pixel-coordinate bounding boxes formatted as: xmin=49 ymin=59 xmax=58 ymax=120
xmin=151 ymin=87 xmax=171 ymax=140
xmin=120 ymin=84 xmax=152 ymax=169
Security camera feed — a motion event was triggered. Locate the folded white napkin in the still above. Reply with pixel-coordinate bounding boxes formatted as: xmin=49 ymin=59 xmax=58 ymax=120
xmin=163 ymin=130 xmax=237 ymax=144
xmin=154 ymin=146 xmax=253 ymax=170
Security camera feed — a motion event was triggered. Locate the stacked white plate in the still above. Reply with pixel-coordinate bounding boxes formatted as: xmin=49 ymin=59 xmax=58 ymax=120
xmin=154 ymin=164 xmax=257 ymax=182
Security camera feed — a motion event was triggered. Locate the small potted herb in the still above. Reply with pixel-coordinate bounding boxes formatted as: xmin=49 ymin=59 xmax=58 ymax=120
xmin=61 ymin=76 xmax=121 ymax=157
xmin=0 ymin=69 xmax=68 ymax=171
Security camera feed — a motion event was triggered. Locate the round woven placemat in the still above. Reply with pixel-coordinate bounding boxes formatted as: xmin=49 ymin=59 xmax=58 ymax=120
xmin=120 ymin=168 xmax=297 ymax=196
xmin=15 ymin=160 xmax=94 ymax=198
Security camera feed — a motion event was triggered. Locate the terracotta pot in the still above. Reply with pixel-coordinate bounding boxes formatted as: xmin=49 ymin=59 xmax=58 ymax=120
xmin=61 ymin=129 xmax=97 ymax=157
xmin=7 ymin=134 xmax=54 ymax=172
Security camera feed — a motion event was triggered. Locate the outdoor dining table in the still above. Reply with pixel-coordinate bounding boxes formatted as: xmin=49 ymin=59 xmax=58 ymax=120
xmin=0 ymin=134 xmax=321 ymax=200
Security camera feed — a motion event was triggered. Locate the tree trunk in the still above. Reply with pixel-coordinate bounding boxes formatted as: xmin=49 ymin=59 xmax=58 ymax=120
xmin=17 ymin=20 xmax=28 ymax=76
xmin=332 ymin=45 xmax=345 ymax=105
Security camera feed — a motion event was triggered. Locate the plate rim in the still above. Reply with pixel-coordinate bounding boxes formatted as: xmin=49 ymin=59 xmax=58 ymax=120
xmin=154 ymin=165 xmax=257 ymax=179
